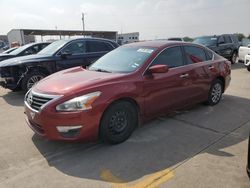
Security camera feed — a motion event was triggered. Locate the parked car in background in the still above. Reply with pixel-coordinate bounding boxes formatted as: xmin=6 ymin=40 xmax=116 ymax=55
xmin=244 ymin=54 xmax=250 ymax=71
xmin=168 ymin=37 xmax=184 ymax=42
xmin=24 ymin=41 xmax=231 ymax=144
xmin=193 ymin=34 xmax=240 ymax=64
xmin=0 ymin=42 xmax=50 ymax=62
xmin=0 ymin=38 xmax=119 ymax=92
xmin=238 ymin=38 xmax=250 ymax=63
xmin=1 ymin=47 xmax=19 ymax=54
xmin=0 ymin=40 xmax=8 ymax=53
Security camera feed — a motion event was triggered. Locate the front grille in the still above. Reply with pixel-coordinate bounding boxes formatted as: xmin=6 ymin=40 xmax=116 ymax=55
xmin=26 ymin=91 xmax=57 ymax=111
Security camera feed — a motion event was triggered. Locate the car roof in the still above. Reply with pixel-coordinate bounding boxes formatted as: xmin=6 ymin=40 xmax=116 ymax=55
xmin=60 ymin=37 xmax=117 ymax=44
xmin=123 ymin=40 xmax=190 ymax=48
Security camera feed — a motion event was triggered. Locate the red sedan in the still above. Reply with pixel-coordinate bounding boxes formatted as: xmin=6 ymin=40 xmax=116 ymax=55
xmin=24 ymin=41 xmax=231 ymax=144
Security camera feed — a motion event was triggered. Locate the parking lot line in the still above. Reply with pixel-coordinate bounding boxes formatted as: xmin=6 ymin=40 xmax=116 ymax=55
xmin=100 ymin=168 xmax=174 ymax=188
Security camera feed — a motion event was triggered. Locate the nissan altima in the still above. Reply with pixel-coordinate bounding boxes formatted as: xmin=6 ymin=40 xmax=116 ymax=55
xmin=24 ymin=41 xmax=231 ymax=144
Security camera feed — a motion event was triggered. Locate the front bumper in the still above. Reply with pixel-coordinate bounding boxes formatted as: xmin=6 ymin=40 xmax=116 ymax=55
xmin=245 ymin=55 xmax=250 ymax=66
xmin=24 ymin=102 xmax=103 ymax=142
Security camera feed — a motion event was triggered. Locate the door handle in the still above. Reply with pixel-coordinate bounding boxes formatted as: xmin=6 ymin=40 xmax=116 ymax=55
xmin=179 ymin=73 xmax=189 ymax=78
xmin=208 ymin=65 xmax=215 ymax=70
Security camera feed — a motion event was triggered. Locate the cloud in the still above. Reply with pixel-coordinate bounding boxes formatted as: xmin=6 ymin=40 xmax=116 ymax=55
xmin=50 ymin=7 xmax=65 ymax=14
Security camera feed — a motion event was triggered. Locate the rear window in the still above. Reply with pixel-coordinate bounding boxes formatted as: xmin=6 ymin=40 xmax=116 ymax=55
xmin=184 ymin=46 xmax=207 ymax=64
xmin=87 ymin=41 xmax=113 ymax=52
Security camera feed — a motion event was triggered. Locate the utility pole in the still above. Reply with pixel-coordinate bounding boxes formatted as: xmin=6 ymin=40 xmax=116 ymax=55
xmin=82 ymin=13 xmax=85 ymax=36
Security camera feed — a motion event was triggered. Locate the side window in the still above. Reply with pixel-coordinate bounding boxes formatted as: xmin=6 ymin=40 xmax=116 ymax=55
xmin=218 ymin=36 xmax=225 ymax=44
xmin=40 ymin=43 xmax=49 ymax=50
xmin=151 ymin=46 xmax=184 ymax=68
xmin=224 ymin=35 xmax=232 ymax=44
xmin=205 ymin=50 xmax=214 ymax=61
xmin=61 ymin=41 xmax=86 ymax=55
xmin=184 ymin=46 xmax=207 ymax=63
xmin=22 ymin=47 xmax=37 ymax=55
xmin=87 ymin=41 xmax=112 ymax=53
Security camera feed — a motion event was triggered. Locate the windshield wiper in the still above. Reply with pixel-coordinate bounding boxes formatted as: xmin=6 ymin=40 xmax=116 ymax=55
xmin=89 ymin=67 xmax=112 ymax=73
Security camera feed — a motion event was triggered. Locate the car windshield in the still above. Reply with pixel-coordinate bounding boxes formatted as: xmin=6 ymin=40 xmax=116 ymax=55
xmin=193 ymin=36 xmax=218 ymax=46
xmin=89 ymin=47 xmax=156 ymax=73
xmin=38 ymin=40 xmax=67 ymax=55
xmin=242 ymin=38 xmax=250 ymax=47
xmin=9 ymin=43 xmax=34 ymax=55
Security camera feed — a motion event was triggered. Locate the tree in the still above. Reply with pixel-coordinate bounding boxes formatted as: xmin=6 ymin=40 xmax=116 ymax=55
xmin=234 ymin=33 xmax=245 ymax=41
xmin=183 ymin=36 xmax=194 ymax=42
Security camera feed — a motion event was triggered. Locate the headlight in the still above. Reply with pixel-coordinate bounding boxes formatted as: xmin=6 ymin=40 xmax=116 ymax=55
xmin=56 ymin=91 xmax=101 ymax=112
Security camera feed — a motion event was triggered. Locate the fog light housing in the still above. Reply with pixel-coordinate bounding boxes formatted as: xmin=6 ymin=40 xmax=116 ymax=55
xmin=56 ymin=125 xmax=82 ymax=138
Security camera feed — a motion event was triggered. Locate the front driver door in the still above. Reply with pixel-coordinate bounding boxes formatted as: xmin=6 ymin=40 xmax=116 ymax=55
xmin=56 ymin=40 xmax=87 ymax=71
xmin=143 ymin=46 xmax=193 ymax=117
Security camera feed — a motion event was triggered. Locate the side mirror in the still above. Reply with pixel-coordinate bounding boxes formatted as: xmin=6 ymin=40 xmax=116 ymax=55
xmin=148 ymin=65 xmax=169 ymax=74
xmin=60 ymin=51 xmax=72 ymax=58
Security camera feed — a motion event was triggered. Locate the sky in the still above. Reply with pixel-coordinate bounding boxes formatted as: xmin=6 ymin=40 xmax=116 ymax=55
xmin=0 ymin=0 xmax=249 ymax=40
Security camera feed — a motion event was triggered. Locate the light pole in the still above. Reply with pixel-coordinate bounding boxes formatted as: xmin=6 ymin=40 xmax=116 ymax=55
xmin=82 ymin=13 xmax=85 ymax=36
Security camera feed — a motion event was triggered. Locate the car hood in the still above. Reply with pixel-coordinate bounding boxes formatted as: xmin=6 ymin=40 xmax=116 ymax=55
xmin=0 ymin=54 xmax=15 ymax=61
xmin=0 ymin=54 xmax=52 ymax=67
xmin=33 ymin=67 xmax=125 ymax=95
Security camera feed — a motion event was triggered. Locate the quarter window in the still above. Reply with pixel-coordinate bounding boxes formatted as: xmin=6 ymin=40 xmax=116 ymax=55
xmin=61 ymin=41 xmax=86 ymax=54
xmin=151 ymin=46 xmax=184 ymax=68
xmin=87 ymin=41 xmax=112 ymax=53
xmin=184 ymin=46 xmax=207 ymax=64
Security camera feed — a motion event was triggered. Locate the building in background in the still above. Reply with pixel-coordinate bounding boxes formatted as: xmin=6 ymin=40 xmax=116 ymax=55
xmin=7 ymin=29 xmax=118 ymax=46
xmin=117 ymin=32 xmax=139 ymax=45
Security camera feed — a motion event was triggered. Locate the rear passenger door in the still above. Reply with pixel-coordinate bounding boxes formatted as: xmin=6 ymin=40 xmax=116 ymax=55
xmin=217 ymin=35 xmax=232 ymax=59
xmin=85 ymin=40 xmax=114 ymax=65
xmin=183 ymin=45 xmax=214 ymax=102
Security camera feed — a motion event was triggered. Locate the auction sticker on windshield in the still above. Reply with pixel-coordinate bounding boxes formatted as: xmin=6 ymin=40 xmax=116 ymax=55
xmin=137 ymin=48 xmax=154 ymax=54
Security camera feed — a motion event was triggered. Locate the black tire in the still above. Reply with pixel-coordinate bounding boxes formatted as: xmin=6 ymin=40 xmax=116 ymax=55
xmin=100 ymin=101 xmax=138 ymax=144
xmin=206 ymin=79 xmax=223 ymax=106
xmin=230 ymin=51 xmax=237 ymax=64
xmin=247 ymin=67 xmax=250 ymax=72
xmin=21 ymin=71 xmax=46 ymax=92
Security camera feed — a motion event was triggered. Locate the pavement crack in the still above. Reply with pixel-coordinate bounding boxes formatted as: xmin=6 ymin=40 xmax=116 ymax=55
xmin=170 ymin=116 xmax=225 ymax=135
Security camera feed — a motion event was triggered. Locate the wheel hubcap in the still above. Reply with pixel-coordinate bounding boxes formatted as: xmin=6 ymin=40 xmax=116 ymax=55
xmin=27 ymin=75 xmax=44 ymax=90
xmin=211 ymin=83 xmax=222 ymax=103
xmin=109 ymin=111 xmax=128 ymax=135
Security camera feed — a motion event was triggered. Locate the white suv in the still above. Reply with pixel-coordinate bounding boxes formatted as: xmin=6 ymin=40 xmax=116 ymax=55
xmin=245 ymin=54 xmax=250 ymax=71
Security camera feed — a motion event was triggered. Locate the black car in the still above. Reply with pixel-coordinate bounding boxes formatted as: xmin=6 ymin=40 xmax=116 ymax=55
xmin=193 ymin=34 xmax=240 ymax=64
xmin=2 ymin=47 xmax=19 ymax=54
xmin=0 ymin=42 xmax=50 ymax=62
xmin=247 ymin=131 xmax=250 ymax=178
xmin=0 ymin=38 xmax=119 ymax=92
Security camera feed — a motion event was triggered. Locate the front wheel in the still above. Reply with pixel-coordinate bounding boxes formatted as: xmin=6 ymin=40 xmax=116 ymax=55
xmin=21 ymin=72 xmax=46 ymax=92
xmin=206 ymin=79 xmax=223 ymax=106
xmin=100 ymin=101 xmax=138 ymax=144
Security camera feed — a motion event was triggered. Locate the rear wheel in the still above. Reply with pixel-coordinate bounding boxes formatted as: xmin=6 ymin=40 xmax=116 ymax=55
xmin=247 ymin=67 xmax=250 ymax=72
xmin=100 ymin=101 xmax=138 ymax=144
xmin=206 ymin=79 xmax=223 ymax=106
xmin=21 ymin=72 xmax=46 ymax=92
xmin=231 ymin=51 xmax=237 ymax=64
